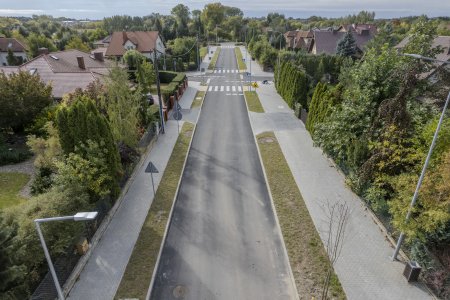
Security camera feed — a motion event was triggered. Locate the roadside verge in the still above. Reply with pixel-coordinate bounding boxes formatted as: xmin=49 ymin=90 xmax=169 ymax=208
xmin=257 ymin=132 xmax=346 ymax=299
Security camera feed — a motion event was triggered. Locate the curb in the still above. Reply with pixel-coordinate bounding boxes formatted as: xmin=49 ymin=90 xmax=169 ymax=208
xmin=64 ymin=130 xmax=159 ymax=297
xmin=242 ymin=90 xmax=300 ymax=300
xmin=145 ymin=86 xmax=208 ymax=300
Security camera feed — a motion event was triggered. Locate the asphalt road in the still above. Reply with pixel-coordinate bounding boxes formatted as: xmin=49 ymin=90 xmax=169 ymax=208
xmin=150 ymin=46 xmax=297 ymax=300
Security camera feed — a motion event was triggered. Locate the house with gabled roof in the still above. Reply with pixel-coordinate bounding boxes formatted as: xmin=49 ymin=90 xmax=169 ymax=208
xmin=105 ymin=31 xmax=165 ymax=61
xmin=284 ymin=30 xmax=313 ymax=52
xmin=0 ymin=37 xmax=28 ymax=66
xmin=0 ymin=49 xmax=112 ymax=99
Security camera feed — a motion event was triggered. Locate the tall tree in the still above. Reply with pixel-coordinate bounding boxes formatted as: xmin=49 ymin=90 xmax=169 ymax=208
xmin=336 ymin=32 xmax=357 ymax=57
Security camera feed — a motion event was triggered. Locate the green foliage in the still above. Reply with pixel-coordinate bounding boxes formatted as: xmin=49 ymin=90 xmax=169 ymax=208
xmin=0 ymin=71 xmax=53 ymax=132
xmin=27 ymin=121 xmax=62 ymax=171
xmin=65 ymin=36 xmax=90 ymax=52
xmin=6 ymin=48 xmax=23 ymax=66
xmin=55 ymin=97 xmax=122 ymax=194
xmin=336 ymin=32 xmax=357 ymax=57
xmin=26 ymin=33 xmax=56 ymax=57
xmin=104 ymin=67 xmax=141 ymax=147
xmin=275 ymin=61 xmax=308 ymax=108
xmin=0 ymin=142 xmax=32 ymax=166
xmin=122 ymin=49 xmax=146 ymax=71
xmin=136 ymin=60 xmax=156 ymax=94
xmin=55 ymin=140 xmax=114 ymax=201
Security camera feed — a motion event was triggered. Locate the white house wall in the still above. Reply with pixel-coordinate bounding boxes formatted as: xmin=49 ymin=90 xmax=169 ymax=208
xmin=0 ymin=51 xmax=27 ymax=66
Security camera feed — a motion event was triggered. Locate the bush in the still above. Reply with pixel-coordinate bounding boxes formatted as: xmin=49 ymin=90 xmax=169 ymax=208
xmin=0 ymin=147 xmax=31 ymax=166
xmin=158 ymin=71 xmax=178 ymax=83
xmin=30 ymin=167 xmax=53 ymax=195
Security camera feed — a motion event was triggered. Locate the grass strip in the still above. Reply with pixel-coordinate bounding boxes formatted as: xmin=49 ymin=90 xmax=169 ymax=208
xmin=0 ymin=172 xmax=29 ymax=209
xmin=234 ymin=47 xmax=246 ymax=71
xmin=208 ymin=47 xmax=221 ymax=70
xmin=190 ymin=91 xmax=205 ymax=109
xmin=244 ymin=91 xmax=265 ymax=113
xmin=257 ymin=132 xmax=346 ymax=300
xmin=115 ymin=122 xmax=195 ymax=300
xmin=200 ymin=47 xmax=207 ymax=60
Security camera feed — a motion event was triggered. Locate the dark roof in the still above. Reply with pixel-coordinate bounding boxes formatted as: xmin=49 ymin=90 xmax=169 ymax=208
xmin=0 ymin=49 xmax=112 ymax=98
xmin=395 ymin=35 xmax=450 ymax=78
xmin=313 ymin=30 xmax=373 ymax=55
xmin=0 ymin=37 xmax=26 ymax=52
xmin=340 ymin=24 xmax=378 ymax=35
xmin=105 ymin=31 xmax=160 ymax=56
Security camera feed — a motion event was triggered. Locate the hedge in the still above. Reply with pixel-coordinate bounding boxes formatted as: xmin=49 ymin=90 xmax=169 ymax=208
xmin=275 ymin=61 xmax=308 ymax=109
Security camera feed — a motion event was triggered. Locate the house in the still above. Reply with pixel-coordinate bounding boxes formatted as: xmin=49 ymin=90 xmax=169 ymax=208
xmin=0 ymin=49 xmax=112 ymax=99
xmin=0 ymin=37 xmax=28 ymax=66
xmin=337 ymin=24 xmax=378 ymax=36
xmin=310 ymin=26 xmax=376 ymax=55
xmin=395 ymin=35 xmax=450 ymax=80
xmin=284 ymin=30 xmax=313 ymax=51
xmin=93 ymin=35 xmax=112 ymax=48
xmin=105 ymin=31 xmax=165 ymax=61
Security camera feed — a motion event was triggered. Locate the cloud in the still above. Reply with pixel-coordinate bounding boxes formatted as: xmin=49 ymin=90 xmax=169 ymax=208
xmin=57 ymin=9 xmax=99 ymax=13
xmin=0 ymin=9 xmax=44 ymax=15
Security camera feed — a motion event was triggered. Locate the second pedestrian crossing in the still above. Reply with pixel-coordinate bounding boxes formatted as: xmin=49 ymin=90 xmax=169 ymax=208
xmin=207 ymin=85 xmax=243 ymax=92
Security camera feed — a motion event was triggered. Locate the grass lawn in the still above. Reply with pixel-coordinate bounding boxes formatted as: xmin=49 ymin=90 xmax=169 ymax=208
xmin=115 ymin=122 xmax=195 ymax=300
xmin=0 ymin=172 xmax=30 ymax=209
xmin=234 ymin=47 xmax=246 ymax=71
xmin=244 ymin=91 xmax=265 ymax=113
xmin=257 ymin=132 xmax=346 ymax=300
xmin=190 ymin=91 xmax=205 ymax=109
xmin=208 ymin=47 xmax=221 ymax=70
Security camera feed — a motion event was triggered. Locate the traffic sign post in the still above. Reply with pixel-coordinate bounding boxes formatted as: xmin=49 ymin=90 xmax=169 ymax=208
xmin=174 ymin=101 xmax=182 ymax=133
xmin=145 ymin=161 xmax=159 ymax=197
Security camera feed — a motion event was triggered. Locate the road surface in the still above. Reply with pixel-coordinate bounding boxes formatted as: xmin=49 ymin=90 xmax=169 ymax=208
xmin=150 ymin=44 xmax=297 ymax=300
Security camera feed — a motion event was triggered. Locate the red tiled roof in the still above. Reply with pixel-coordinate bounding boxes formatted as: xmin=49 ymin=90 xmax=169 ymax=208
xmin=105 ymin=31 xmax=160 ymax=56
xmin=0 ymin=37 xmax=26 ymax=52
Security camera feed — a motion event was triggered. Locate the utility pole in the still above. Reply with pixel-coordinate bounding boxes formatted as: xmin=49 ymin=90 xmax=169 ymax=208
xmin=197 ymin=33 xmax=200 ymax=71
xmin=153 ymin=49 xmax=165 ymax=134
xmin=216 ymin=25 xmax=218 ymax=44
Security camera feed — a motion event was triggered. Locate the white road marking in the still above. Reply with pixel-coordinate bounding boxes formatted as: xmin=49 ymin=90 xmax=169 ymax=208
xmin=220 ymin=86 xmax=224 ymax=92
xmin=214 ymin=86 xmax=219 ymax=92
xmin=238 ymin=86 xmax=242 ymax=92
xmin=232 ymin=86 xmax=236 ymax=92
xmin=208 ymin=86 xmax=213 ymax=91
xmin=207 ymin=78 xmax=211 ymax=84
xmin=226 ymin=86 xmax=230 ymax=92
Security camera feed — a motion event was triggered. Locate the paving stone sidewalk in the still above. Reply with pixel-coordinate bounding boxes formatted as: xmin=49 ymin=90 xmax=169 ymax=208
xmin=67 ymin=121 xmax=184 ymax=300
xmin=250 ymin=83 xmax=434 ymax=300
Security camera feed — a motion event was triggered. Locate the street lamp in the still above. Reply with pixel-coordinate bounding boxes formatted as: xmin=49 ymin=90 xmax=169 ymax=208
xmin=35 ymin=212 xmax=98 ymax=300
xmin=268 ymin=30 xmax=283 ymax=85
xmin=391 ymin=53 xmax=450 ymax=261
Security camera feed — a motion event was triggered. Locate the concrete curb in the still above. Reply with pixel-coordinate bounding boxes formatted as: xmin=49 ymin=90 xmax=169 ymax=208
xmin=242 ymin=90 xmax=300 ymax=300
xmin=233 ymin=46 xmax=247 ymax=72
xmin=145 ymin=88 xmax=208 ymax=300
xmin=63 ymin=132 xmax=159 ymax=297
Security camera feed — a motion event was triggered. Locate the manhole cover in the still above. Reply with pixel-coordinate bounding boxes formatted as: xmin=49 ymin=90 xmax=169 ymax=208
xmin=259 ymin=137 xmax=275 ymax=144
xmin=173 ymin=285 xmax=188 ymax=298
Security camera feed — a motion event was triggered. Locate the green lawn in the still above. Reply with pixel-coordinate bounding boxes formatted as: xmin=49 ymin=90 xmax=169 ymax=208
xmin=115 ymin=122 xmax=195 ymax=300
xmin=208 ymin=47 xmax=221 ymax=70
xmin=244 ymin=91 xmax=265 ymax=113
xmin=234 ymin=47 xmax=246 ymax=71
xmin=257 ymin=132 xmax=346 ymax=300
xmin=191 ymin=91 xmax=205 ymax=109
xmin=0 ymin=172 xmax=30 ymax=209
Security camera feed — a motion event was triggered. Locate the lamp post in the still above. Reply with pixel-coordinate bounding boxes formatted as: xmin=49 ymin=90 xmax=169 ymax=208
xmin=35 ymin=212 xmax=98 ymax=300
xmin=391 ymin=53 xmax=450 ymax=261
xmin=268 ymin=30 xmax=283 ymax=85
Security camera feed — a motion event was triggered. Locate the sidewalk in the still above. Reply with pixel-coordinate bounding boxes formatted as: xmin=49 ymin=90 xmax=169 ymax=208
xmin=239 ymin=46 xmax=274 ymax=77
xmin=67 ymin=121 xmax=184 ymax=300
xmin=250 ymin=83 xmax=434 ymax=300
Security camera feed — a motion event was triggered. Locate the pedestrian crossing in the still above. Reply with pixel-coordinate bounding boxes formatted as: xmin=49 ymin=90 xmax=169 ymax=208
xmin=212 ymin=69 xmax=240 ymax=74
xmin=207 ymin=85 xmax=243 ymax=93
xmin=221 ymin=45 xmax=235 ymax=49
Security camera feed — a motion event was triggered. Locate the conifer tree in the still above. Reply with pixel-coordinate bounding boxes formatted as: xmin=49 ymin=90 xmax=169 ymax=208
xmin=336 ymin=31 xmax=357 ymax=57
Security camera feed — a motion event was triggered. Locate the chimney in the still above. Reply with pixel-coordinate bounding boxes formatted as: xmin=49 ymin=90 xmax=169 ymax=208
xmin=122 ymin=31 xmax=127 ymax=41
xmin=94 ymin=51 xmax=104 ymax=62
xmin=76 ymin=56 xmax=85 ymax=69
xmin=38 ymin=47 xmax=49 ymax=55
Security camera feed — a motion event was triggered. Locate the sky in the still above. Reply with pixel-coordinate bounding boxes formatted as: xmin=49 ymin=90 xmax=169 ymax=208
xmin=0 ymin=0 xmax=449 ymax=20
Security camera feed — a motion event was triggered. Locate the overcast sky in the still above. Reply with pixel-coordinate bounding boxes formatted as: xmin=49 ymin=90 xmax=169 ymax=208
xmin=0 ymin=0 xmax=449 ymax=19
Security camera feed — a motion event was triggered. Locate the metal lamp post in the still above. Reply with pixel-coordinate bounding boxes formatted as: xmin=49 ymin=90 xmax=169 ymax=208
xmin=391 ymin=53 xmax=450 ymax=261
xmin=35 ymin=212 xmax=98 ymax=300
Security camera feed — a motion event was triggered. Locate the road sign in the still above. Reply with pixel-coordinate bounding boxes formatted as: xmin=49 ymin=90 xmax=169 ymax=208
xmin=174 ymin=111 xmax=183 ymax=121
xmin=176 ymin=102 xmax=182 ymax=111
xmin=145 ymin=161 xmax=159 ymax=173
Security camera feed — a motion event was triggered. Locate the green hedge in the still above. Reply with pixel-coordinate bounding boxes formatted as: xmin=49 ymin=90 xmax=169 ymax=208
xmin=158 ymin=71 xmax=178 ymax=83
xmin=275 ymin=61 xmax=308 ymax=109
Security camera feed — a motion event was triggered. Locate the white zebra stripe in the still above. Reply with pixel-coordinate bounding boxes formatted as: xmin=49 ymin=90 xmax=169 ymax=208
xmin=220 ymin=86 xmax=224 ymax=92
xmin=232 ymin=86 xmax=236 ymax=92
